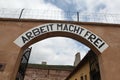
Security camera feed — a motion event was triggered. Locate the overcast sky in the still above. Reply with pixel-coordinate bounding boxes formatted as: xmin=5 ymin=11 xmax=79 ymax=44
xmin=0 ymin=0 xmax=120 ymax=13
xmin=29 ymin=37 xmax=90 ymax=65
xmin=0 ymin=0 xmax=120 ymax=65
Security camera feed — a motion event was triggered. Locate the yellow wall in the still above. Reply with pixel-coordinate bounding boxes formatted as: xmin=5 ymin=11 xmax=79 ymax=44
xmin=70 ymin=61 xmax=90 ymax=80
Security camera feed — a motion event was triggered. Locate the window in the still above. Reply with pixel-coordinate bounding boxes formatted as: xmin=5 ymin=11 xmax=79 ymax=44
xmin=80 ymin=76 xmax=83 ymax=80
xmin=85 ymin=75 xmax=87 ymax=80
xmin=0 ymin=63 xmax=5 ymax=71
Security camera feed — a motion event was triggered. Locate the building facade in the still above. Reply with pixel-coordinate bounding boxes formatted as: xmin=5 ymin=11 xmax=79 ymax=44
xmin=66 ymin=50 xmax=100 ymax=80
xmin=24 ymin=64 xmax=74 ymax=80
xmin=0 ymin=18 xmax=120 ymax=80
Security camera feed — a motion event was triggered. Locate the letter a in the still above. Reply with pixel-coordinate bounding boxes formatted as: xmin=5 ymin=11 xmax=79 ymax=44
xmin=22 ymin=36 xmax=28 ymax=43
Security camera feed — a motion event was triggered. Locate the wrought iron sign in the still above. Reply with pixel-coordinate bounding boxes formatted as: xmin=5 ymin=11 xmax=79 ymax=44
xmin=14 ymin=23 xmax=109 ymax=53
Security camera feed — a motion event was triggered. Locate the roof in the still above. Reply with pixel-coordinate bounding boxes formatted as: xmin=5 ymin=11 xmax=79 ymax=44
xmin=27 ymin=64 xmax=74 ymax=71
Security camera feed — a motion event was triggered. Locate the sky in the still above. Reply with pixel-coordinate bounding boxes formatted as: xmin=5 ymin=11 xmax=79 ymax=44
xmin=0 ymin=0 xmax=120 ymax=65
xmin=29 ymin=37 xmax=90 ymax=65
xmin=0 ymin=0 xmax=120 ymax=13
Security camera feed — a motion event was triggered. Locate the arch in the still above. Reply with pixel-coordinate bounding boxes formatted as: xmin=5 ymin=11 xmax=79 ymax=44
xmin=14 ymin=23 xmax=108 ymax=54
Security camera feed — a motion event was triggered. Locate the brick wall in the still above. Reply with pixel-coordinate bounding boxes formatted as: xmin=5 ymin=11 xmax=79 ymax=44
xmin=24 ymin=64 xmax=74 ymax=80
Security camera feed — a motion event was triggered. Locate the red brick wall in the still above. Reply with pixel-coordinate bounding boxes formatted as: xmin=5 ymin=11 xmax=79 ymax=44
xmin=24 ymin=68 xmax=72 ymax=80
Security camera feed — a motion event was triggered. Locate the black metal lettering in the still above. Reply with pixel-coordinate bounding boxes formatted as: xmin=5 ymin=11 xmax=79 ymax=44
xmin=79 ymin=28 xmax=84 ymax=35
xmin=94 ymin=38 xmax=105 ymax=48
xmin=40 ymin=26 xmax=47 ymax=33
xmin=99 ymin=42 xmax=105 ymax=49
xmin=49 ymin=24 xmax=53 ymax=31
xmin=57 ymin=24 xmax=63 ymax=30
xmin=46 ymin=25 xmax=50 ymax=32
xmin=22 ymin=36 xmax=29 ymax=43
xmin=88 ymin=34 xmax=96 ymax=42
xmin=69 ymin=25 xmax=74 ymax=32
xmin=84 ymin=31 xmax=91 ymax=38
xmin=63 ymin=24 xmax=68 ymax=31
xmin=32 ymin=28 xmax=40 ymax=36
xmin=74 ymin=26 xmax=80 ymax=33
xmin=25 ymin=32 xmax=34 ymax=40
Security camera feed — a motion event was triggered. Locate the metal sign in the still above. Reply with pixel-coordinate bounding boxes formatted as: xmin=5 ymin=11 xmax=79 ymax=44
xmin=14 ymin=23 xmax=109 ymax=53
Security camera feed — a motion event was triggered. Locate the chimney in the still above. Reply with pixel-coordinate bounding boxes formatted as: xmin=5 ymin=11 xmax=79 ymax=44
xmin=41 ymin=61 xmax=47 ymax=65
xmin=74 ymin=52 xmax=81 ymax=66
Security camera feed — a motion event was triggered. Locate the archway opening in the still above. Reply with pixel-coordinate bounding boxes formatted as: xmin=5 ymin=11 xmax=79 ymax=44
xmin=14 ymin=23 xmax=108 ymax=80
xmin=28 ymin=37 xmax=90 ymax=65
xmin=16 ymin=37 xmax=101 ymax=80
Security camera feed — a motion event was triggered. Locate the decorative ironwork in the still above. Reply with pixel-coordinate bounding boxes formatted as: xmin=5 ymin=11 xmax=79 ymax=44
xmin=16 ymin=47 xmax=32 ymax=80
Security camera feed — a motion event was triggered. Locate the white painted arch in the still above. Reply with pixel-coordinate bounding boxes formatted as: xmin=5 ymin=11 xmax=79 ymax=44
xmin=14 ymin=23 xmax=108 ymax=53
